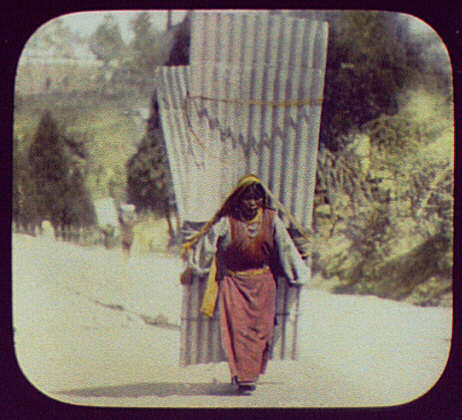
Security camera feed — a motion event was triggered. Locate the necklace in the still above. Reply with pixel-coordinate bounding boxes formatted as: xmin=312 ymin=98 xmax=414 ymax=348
xmin=245 ymin=208 xmax=262 ymax=238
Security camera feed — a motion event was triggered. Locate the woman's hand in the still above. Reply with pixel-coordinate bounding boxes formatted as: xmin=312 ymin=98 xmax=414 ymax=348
xmin=180 ymin=267 xmax=195 ymax=285
xmin=180 ymin=246 xmax=191 ymax=262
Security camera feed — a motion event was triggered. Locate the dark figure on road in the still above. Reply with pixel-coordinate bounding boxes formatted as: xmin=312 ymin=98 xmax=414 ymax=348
xmin=119 ymin=204 xmax=136 ymax=259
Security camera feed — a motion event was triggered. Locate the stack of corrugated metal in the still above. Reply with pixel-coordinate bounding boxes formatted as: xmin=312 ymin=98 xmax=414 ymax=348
xmin=157 ymin=11 xmax=328 ymax=366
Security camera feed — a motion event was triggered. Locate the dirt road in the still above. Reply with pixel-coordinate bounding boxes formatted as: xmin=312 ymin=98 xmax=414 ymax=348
xmin=12 ymin=234 xmax=452 ymax=408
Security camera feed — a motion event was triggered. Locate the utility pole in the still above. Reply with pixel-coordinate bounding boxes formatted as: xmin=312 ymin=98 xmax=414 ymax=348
xmin=167 ymin=10 xmax=172 ymax=30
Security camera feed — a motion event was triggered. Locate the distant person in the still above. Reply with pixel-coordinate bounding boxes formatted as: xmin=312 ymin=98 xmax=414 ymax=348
xmin=119 ymin=204 xmax=136 ymax=259
xmin=181 ymin=175 xmax=308 ymax=394
xmin=101 ymin=224 xmax=116 ymax=249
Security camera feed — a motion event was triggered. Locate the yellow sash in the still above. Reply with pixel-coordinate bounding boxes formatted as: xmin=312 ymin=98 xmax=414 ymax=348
xmin=200 ymin=258 xmax=218 ymax=317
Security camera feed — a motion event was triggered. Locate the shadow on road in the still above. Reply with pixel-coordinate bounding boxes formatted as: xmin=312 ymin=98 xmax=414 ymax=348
xmin=55 ymin=381 xmax=280 ymax=398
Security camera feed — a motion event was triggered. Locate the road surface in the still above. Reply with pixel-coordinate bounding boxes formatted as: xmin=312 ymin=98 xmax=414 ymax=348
xmin=12 ymin=234 xmax=452 ymax=408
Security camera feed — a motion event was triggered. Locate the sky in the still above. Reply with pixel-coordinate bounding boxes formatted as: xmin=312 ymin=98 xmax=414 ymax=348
xmin=56 ymin=10 xmax=189 ymax=42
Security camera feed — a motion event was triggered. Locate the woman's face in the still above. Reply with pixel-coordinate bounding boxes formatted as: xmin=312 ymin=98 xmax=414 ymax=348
xmin=239 ymin=187 xmax=264 ymax=219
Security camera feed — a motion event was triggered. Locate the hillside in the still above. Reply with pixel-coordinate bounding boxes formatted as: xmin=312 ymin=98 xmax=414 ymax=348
xmin=310 ymin=86 xmax=454 ymax=308
xmin=14 ymin=90 xmax=152 ymax=201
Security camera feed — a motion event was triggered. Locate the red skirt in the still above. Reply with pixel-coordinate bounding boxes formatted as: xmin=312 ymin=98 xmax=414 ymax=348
xmin=219 ymin=267 xmax=276 ymax=383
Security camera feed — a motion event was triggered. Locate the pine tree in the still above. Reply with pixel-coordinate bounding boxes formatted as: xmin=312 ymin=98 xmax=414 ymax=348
xmin=126 ymin=99 xmax=175 ymax=238
xmin=28 ymin=111 xmax=70 ymax=223
xmin=125 ymin=14 xmax=192 ymax=240
xmin=27 ymin=110 xmax=96 ymax=230
xmin=13 ymin=136 xmax=38 ymax=230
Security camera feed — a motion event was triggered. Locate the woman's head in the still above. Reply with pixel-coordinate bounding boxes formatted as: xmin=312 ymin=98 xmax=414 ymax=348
xmin=227 ymin=179 xmax=267 ymax=220
xmin=182 ymin=175 xmax=267 ymax=253
xmin=239 ymin=183 xmax=265 ymax=213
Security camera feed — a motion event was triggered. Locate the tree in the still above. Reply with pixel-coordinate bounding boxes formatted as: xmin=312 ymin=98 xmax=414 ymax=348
xmin=125 ymin=13 xmax=192 ymax=242
xmin=131 ymin=12 xmax=153 ymax=52
xmin=126 ymin=97 xmax=175 ymax=233
xmin=13 ymin=136 xmax=39 ymax=230
xmin=88 ymin=15 xmax=127 ymax=96
xmin=125 ymin=12 xmax=175 ymax=92
xmin=27 ymin=110 xmax=96 ymax=231
xmin=165 ymin=12 xmax=191 ymax=66
xmin=26 ymin=17 xmax=78 ymax=59
xmin=323 ymin=12 xmax=410 ymax=150
xmin=89 ymin=15 xmax=125 ymax=65
xmin=63 ymin=167 xmax=96 ymax=227
xmin=289 ymin=10 xmax=432 ymax=151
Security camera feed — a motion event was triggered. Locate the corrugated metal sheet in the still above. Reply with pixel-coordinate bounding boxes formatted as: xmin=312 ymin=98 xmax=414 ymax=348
xmin=179 ymin=275 xmax=227 ymax=366
xmin=157 ymin=11 xmax=327 ymax=367
xmin=158 ymin=12 xmax=328 ymax=226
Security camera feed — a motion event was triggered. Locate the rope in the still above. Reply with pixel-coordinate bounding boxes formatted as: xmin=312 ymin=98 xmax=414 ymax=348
xmin=183 ymin=93 xmax=322 ymax=159
xmin=186 ymin=94 xmax=323 ymax=108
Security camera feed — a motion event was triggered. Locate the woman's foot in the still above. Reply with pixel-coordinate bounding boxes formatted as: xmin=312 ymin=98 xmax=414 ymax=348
xmin=238 ymin=382 xmax=256 ymax=394
xmin=231 ymin=376 xmax=257 ymax=393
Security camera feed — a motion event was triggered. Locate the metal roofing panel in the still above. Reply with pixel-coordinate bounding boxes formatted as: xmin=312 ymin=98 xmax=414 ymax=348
xmin=158 ymin=12 xmax=328 ymax=366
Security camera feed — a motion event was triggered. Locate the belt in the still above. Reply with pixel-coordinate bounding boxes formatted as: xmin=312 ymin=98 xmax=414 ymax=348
xmin=225 ymin=266 xmax=271 ymax=277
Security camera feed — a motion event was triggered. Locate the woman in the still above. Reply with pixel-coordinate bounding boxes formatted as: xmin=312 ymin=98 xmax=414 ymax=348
xmin=181 ymin=175 xmax=308 ymax=393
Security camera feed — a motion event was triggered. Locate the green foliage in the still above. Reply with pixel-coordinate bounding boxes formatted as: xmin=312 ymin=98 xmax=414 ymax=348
xmin=345 ymin=205 xmax=396 ymax=262
xmin=25 ymin=110 xmax=96 ymax=228
xmin=126 ymin=124 xmax=173 ymax=214
xmin=111 ymin=13 xmax=174 ymax=93
xmin=28 ymin=111 xmax=69 ymax=219
xmin=131 ymin=12 xmax=153 ymax=49
xmin=289 ymin=11 xmax=450 ymax=151
xmin=321 ymin=12 xmax=406 ymax=150
xmin=13 ymin=136 xmax=39 ymax=226
xmin=314 ymin=85 xmax=453 ymax=306
xmin=125 ymin=13 xmax=191 ymax=228
xmin=26 ymin=17 xmax=79 ymax=59
xmin=365 ymin=116 xmax=421 ymax=157
xmin=165 ymin=12 xmax=191 ymax=66
xmin=128 ymin=12 xmax=161 ymax=79
xmin=348 ymin=233 xmax=451 ymax=299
